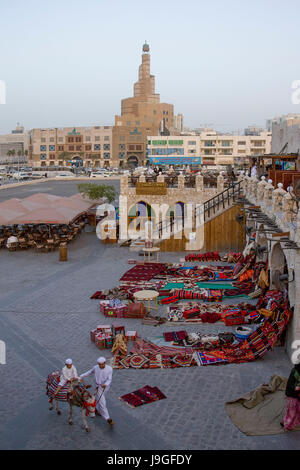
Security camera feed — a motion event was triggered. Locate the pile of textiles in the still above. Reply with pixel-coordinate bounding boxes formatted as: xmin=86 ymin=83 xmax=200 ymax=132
xmin=160 ymin=289 xmax=223 ymax=304
xmin=220 ymin=304 xmax=263 ymax=325
xmin=256 ymin=290 xmax=284 ymax=311
xmin=120 ymin=385 xmax=167 ymax=408
xmin=195 ymin=304 xmax=292 ymax=365
xmin=185 ymin=252 xmax=220 ymax=262
xmin=224 ymin=281 xmax=254 ymax=297
xmin=173 ymin=332 xmax=236 ymax=350
xmin=163 ymin=330 xmax=187 ymax=342
xmin=90 ymin=287 xmax=129 ymax=301
xmin=166 ymin=301 xmax=270 ymax=326
xmin=167 ymin=302 xmax=234 ymax=323
xmin=165 ymin=265 xmax=234 ymax=281
xmin=119 ymin=263 xmax=167 ymax=282
xmin=222 ymin=252 xmax=243 ymax=263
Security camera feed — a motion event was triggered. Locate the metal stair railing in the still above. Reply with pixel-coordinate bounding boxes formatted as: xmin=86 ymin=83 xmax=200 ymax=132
xmin=195 ymin=180 xmax=243 ymax=222
xmin=129 ymin=180 xmax=243 ymax=246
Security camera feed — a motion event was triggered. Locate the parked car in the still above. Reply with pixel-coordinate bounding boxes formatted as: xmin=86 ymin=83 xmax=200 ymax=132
xmin=13 ymin=172 xmax=31 ymax=180
xmin=90 ymin=171 xmax=111 ymax=178
xmin=55 ymin=172 xmax=74 ymax=178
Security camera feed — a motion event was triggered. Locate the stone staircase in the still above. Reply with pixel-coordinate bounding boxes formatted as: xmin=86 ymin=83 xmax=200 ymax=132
xmin=120 ymin=180 xmax=244 ymax=252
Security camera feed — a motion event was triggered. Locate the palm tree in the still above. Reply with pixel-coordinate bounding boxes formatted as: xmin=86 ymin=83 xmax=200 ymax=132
xmin=91 ymin=154 xmax=99 ymax=169
xmin=17 ymin=150 xmax=22 ymax=171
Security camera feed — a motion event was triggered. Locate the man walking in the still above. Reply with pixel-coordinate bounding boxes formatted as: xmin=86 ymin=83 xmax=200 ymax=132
xmin=80 ymin=357 xmax=114 ymax=426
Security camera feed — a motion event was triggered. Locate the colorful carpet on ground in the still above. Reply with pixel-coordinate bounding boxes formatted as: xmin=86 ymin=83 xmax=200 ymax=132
xmin=111 ymin=294 xmax=292 ymax=369
xmin=119 ymin=385 xmax=167 ymax=408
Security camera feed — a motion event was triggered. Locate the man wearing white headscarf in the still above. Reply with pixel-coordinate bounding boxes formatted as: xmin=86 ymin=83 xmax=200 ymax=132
xmin=80 ymin=357 xmax=114 ymax=426
xmin=54 ymin=358 xmax=79 ymax=396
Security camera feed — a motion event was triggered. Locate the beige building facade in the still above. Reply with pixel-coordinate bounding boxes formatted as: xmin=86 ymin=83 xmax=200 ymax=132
xmin=147 ymin=130 xmax=271 ymax=166
xmin=29 ymin=125 xmax=112 ymax=168
xmin=271 ymin=114 xmax=300 ymax=154
xmin=0 ymin=125 xmax=30 ymax=162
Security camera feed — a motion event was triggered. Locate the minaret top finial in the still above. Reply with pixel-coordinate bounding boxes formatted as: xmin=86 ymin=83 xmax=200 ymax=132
xmin=143 ymin=41 xmax=150 ymax=53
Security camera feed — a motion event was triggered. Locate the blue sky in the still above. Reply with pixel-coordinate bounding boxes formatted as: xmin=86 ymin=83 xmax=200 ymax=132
xmin=0 ymin=0 xmax=300 ymax=134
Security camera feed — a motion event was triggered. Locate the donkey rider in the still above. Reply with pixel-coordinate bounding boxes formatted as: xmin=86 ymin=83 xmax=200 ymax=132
xmin=54 ymin=358 xmax=80 ymax=397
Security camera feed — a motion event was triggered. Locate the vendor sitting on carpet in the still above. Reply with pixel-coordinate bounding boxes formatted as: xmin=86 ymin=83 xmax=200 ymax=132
xmin=282 ymin=362 xmax=300 ymax=431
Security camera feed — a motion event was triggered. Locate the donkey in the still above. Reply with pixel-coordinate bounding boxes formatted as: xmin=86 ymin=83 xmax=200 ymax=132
xmin=46 ymin=371 xmax=97 ymax=432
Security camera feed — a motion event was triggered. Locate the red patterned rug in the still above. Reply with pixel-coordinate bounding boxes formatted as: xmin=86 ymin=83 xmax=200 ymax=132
xmin=120 ymin=385 xmax=167 ymax=408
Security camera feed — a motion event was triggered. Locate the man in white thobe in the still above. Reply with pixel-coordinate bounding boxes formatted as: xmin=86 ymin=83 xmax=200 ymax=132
xmin=54 ymin=358 xmax=79 ymax=396
xmin=80 ymin=357 xmax=114 ymax=426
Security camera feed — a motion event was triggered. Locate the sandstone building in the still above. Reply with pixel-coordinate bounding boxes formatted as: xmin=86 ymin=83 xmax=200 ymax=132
xmin=111 ymin=42 xmax=174 ymax=168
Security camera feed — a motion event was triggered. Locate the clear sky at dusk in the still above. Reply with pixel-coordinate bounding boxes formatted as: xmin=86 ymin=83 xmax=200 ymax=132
xmin=1 ymin=0 xmax=300 ymax=134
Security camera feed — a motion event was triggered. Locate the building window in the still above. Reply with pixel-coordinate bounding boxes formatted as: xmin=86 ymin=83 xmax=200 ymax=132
xmin=104 ymin=126 xmax=110 ymax=129
xmin=120 ymin=135 xmax=125 ymax=141
xmin=188 ymin=141 xmax=196 ymax=145
xmin=104 ymin=136 xmax=110 ymax=141
xmin=135 ymin=121 xmax=140 ymax=125
xmin=152 ymin=140 xmax=167 ymax=145
xmin=221 ymin=141 xmax=232 ymax=147
xmin=95 ymin=136 xmax=100 ymax=141
xmin=151 ymin=148 xmax=184 ymax=156
xmin=129 ymin=145 xmax=135 ymax=150
xmin=103 ymin=144 xmax=110 ymax=150
xmin=49 ymin=137 xmax=55 ymax=142
xmin=40 ymin=145 xmax=46 ymax=151
xmin=238 ymin=141 xmax=246 ymax=145
xmin=40 ymin=154 xmax=47 ymax=160
xmin=104 ymin=153 xmax=110 ymax=159
xmin=85 ymin=145 xmax=91 ymax=151
xmin=119 ymin=152 xmax=125 ymax=159
xmin=85 ymin=136 xmax=91 ymax=141
xmin=204 ymin=141 xmax=216 ymax=147
xmin=58 ymin=145 xmax=64 ymax=151
xmin=41 ymin=138 xmax=46 ymax=143
xmin=126 ymin=121 xmax=131 ymax=126
xmin=69 ymin=145 xmax=74 ymax=151
xmin=58 ymin=137 xmax=63 ymax=142
xmin=251 ymin=140 xmax=264 ymax=146
xmin=94 ymin=144 xmax=101 ymax=151
xmin=136 ymin=145 xmax=142 ymax=151
xmin=76 ymin=145 xmax=81 ymax=151
xmin=68 ymin=137 xmax=74 ymax=143
xmin=153 ymin=110 xmax=156 ymax=115
xmin=49 ymin=145 xmax=55 ymax=151
xmin=119 ymin=144 xmax=125 ymax=150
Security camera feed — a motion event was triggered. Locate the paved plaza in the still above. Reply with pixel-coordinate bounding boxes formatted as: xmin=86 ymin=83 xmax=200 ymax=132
xmin=0 ymin=179 xmax=121 ymax=203
xmin=0 ymin=233 xmax=299 ymax=450
xmin=0 ymin=181 xmax=299 ymax=450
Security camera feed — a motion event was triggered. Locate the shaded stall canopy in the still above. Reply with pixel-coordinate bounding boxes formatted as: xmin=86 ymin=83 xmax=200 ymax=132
xmin=0 ymin=193 xmax=101 ymax=225
xmin=251 ymin=153 xmax=300 ymax=189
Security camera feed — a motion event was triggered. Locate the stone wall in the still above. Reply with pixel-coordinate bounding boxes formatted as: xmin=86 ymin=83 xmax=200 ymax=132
xmin=242 ymin=174 xmax=300 ymax=362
